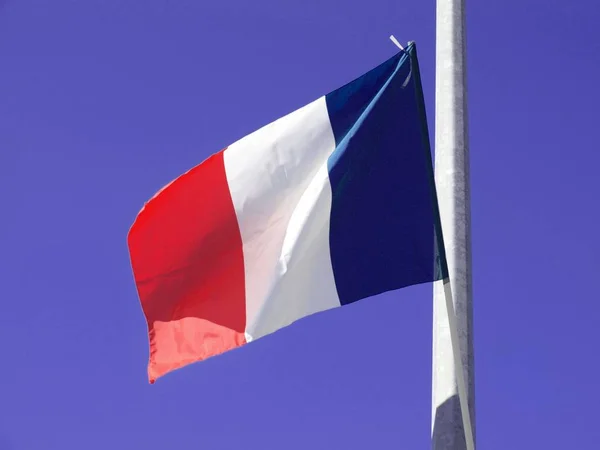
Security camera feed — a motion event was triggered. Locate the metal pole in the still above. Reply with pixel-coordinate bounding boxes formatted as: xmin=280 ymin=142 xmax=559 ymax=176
xmin=439 ymin=279 xmax=475 ymax=450
xmin=432 ymin=0 xmax=475 ymax=448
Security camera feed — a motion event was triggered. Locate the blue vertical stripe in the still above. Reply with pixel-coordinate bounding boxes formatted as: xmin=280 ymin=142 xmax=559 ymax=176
xmin=325 ymin=44 xmax=442 ymax=306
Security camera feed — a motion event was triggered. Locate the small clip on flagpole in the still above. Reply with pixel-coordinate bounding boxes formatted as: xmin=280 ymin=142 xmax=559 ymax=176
xmin=389 ymin=35 xmax=412 ymax=87
xmin=389 ymin=35 xmax=404 ymax=51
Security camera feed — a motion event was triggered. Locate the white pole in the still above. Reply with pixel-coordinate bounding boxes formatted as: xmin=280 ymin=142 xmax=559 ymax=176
xmin=432 ymin=0 xmax=475 ymax=448
xmin=440 ymin=280 xmax=475 ymax=450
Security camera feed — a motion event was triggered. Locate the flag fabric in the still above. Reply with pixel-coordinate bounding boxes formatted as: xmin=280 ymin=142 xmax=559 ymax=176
xmin=128 ymin=43 xmax=444 ymax=383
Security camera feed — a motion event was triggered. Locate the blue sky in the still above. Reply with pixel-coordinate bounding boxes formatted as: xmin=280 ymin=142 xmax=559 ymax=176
xmin=1 ymin=0 xmax=599 ymax=449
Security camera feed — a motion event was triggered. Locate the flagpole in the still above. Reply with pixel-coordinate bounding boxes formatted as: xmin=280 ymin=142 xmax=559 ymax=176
xmin=432 ymin=0 xmax=475 ymax=449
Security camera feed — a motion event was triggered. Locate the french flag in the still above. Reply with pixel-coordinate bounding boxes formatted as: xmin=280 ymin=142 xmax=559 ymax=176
xmin=128 ymin=43 xmax=444 ymax=383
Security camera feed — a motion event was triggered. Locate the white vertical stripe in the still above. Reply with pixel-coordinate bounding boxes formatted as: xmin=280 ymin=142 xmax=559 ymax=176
xmin=223 ymin=97 xmax=340 ymax=341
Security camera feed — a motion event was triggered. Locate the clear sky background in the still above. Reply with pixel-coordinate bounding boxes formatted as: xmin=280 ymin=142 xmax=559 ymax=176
xmin=1 ymin=0 xmax=599 ymax=449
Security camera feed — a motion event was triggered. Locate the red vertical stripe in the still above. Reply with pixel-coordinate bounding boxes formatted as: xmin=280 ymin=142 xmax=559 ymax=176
xmin=128 ymin=150 xmax=246 ymax=383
